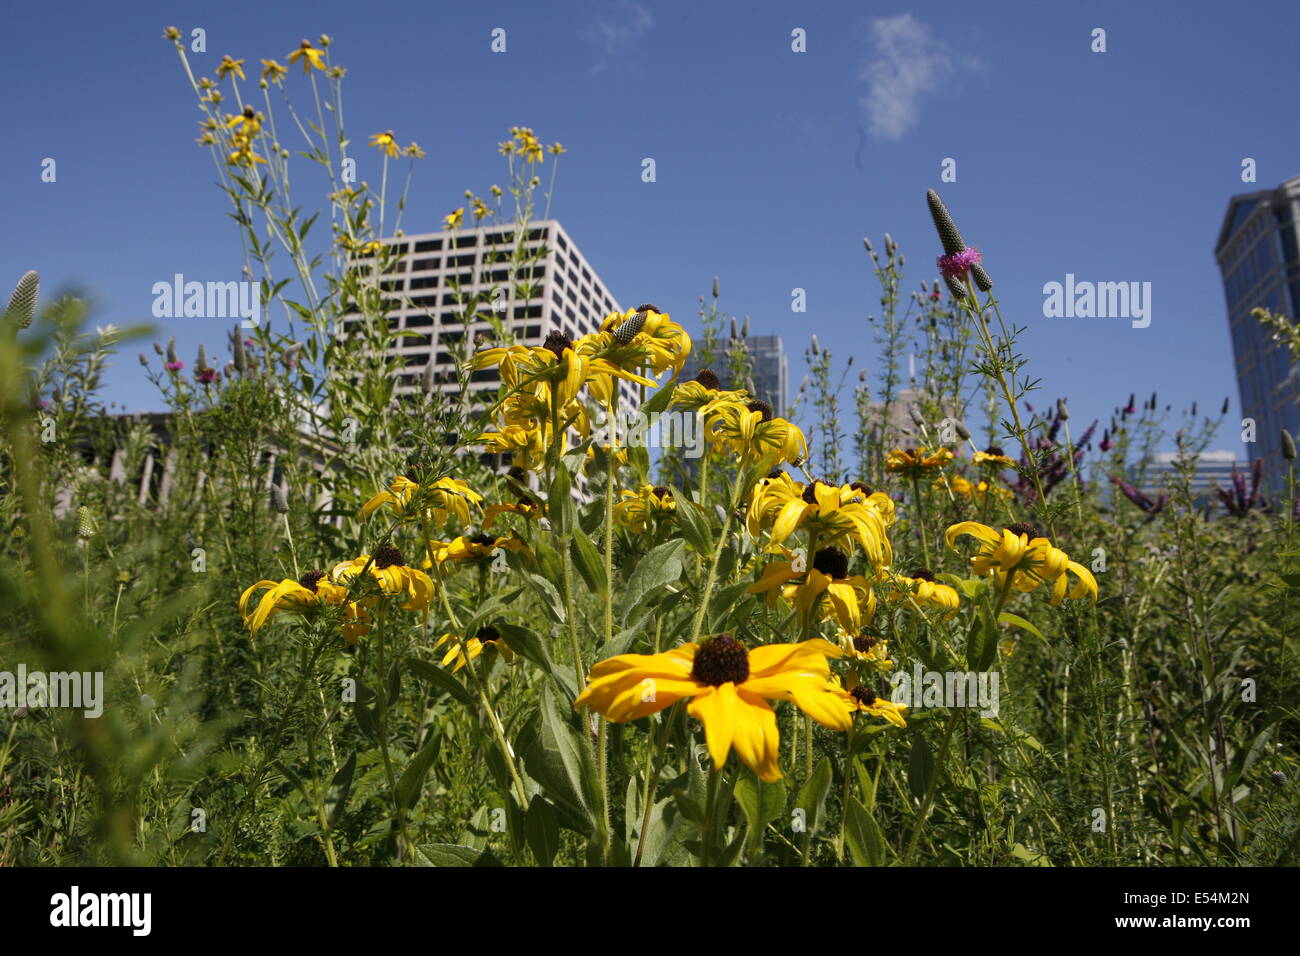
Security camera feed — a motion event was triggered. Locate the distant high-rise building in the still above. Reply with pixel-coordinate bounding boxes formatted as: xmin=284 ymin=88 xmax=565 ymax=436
xmin=682 ymin=334 xmax=788 ymax=416
xmin=1215 ymin=176 xmax=1300 ymax=476
xmin=344 ymin=219 xmax=636 ymax=410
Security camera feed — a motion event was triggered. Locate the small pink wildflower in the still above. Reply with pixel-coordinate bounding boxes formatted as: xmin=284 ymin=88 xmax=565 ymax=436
xmin=936 ymin=246 xmax=982 ymax=279
xmin=165 ymin=361 xmax=185 ymax=372
xmin=196 ymin=368 xmax=219 ymax=385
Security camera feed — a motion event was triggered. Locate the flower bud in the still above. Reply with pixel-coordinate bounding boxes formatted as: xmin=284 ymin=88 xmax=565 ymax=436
xmin=1283 ymin=429 xmax=1297 ymax=461
xmin=1057 ymin=398 xmax=1069 ymax=421
xmin=271 ymin=483 xmax=289 ymax=514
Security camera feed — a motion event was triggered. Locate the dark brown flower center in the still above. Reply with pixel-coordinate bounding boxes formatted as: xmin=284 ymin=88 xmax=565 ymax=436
xmin=746 ymin=399 xmax=773 ymax=422
xmin=910 ymin=567 xmax=936 ymax=582
xmin=634 ymin=303 xmax=660 ymax=314
xmin=850 ymin=481 xmax=873 ymax=496
xmin=652 ymin=486 xmax=672 ymax=499
xmin=812 ymin=547 xmax=849 ymax=579
xmin=469 ymin=533 xmax=495 ymax=547
xmin=767 ymin=468 xmax=784 ymax=480
xmin=373 ymin=544 xmax=405 ymax=569
xmin=985 ymin=445 xmax=1006 ymax=458
xmin=694 ymin=368 xmax=723 ymax=391
xmin=801 ymin=479 xmax=832 ymax=504
xmin=476 ymin=625 xmax=499 ymax=644
xmin=299 ymin=570 xmax=325 ymax=591
xmin=1005 ymin=522 xmax=1040 ymax=539
xmin=691 ymin=634 xmax=749 ymax=686
xmin=850 ymin=686 xmax=877 ymax=707
xmin=852 ymin=631 xmax=879 ymax=653
xmin=542 ymin=330 xmax=573 ymax=360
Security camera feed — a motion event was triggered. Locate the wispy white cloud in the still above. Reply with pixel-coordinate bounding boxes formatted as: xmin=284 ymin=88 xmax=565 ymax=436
xmin=582 ymin=0 xmax=653 ymax=74
xmin=860 ymin=14 xmax=980 ymax=141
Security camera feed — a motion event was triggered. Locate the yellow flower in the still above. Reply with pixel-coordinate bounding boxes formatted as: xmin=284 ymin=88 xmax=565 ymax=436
xmin=549 ymin=143 xmax=566 ymax=155
xmin=238 ymin=570 xmax=370 ymax=642
xmin=261 ymin=59 xmax=287 ymax=83
xmin=828 ymin=675 xmax=908 ymax=728
xmin=472 ymin=196 xmax=491 ymax=220
xmin=973 ymin=445 xmax=1016 ymax=468
xmin=613 ymin=484 xmax=676 ymax=533
xmin=361 ymin=475 xmax=483 ymax=526
xmin=216 ymin=55 xmax=245 ymax=80
xmin=746 ymin=476 xmax=892 ymax=568
xmin=812 ymin=628 xmax=895 ymax=671
xmin=406 ymin=142 xmax=426 ymax=159
xmin=748 ymin=546 xmax=876 ymax=634
xmin=434 ymin=626 xmax=514 ymax=672
xmin=883 ymin=567 xmax=961 ymax=617
xmin=575 ymin=635 xmax=851 ymax=782
xmin=330 ymin=545 xmax=434 ymax=613
xmin=705 ymin=399 xmax=807 ymax=469
xmin=669 ymin=368 xmax=748 ymax=414
xmin=483 ymin=500 xmax=542 ymax=529
xmin=945 ymin=474 xmax=1011 ymax=505
xmin=427 ymin=532 xmax=533 ymax=566
xmin=444 ymin=207 xmax=464 ymax=229
xmin=583 ymin=304 xmax=692 ymax=379
xmin=288 ymin=39 xmax=326 ymax=73
xmin=224 ymin=106 xmax=262 ymax=136
xmin=945 ymin=521 xmax=1098 ymax=605
xmin=885 ymin=446 xmax=954 ymax=478
xmin=369 ymin=130 xmax=400 ymax=158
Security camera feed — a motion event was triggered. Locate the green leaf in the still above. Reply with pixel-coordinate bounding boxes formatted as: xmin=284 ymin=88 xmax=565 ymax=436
xmin=395 ymin=730 xmax=442 ymax=811
xmin=549 ymin=462 xmax=575 ymax=534
xmin=525 ymin=796 xmax=561 ymax=866
xmin=734 ymin=773 xmax=786 ymax=854
xmin=523 ymin=572 xmax=567 ymax=626
xmin=997 ymin=611 xmax=1046 ymax=643
xmin=966 ymin=602 xmax=999 ymax=671
xmin=406 ymin=656 xmax=476 ymax=709
xmin=570 ymin=531 xmax=606 ymax=595
xmin=412 ymin=843 xmax=502 ymax=867
xmin=796 ymin=757 xmax=833 ymax=837
xmin=908 ymin=734 xmax=935 ymax=800
xmin=843 ymin=796 xmax=886 ymax=867
xmin=325 ymin=752 xmax=357 ymax=827
xmin=674 ymin=498 xmax=714 ymax=555
xmin=623 ymin=539 xmax=686 ymax=624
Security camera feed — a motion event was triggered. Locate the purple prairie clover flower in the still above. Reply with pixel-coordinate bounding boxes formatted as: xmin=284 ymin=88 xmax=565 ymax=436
xmin=165 ymin=360 xmax=185 ymax=372
xmin=1109 ymin=474 xmax=1166 ymax=515
xmin=196 ymin=367 xmax=219 ymax=385
xmin=937 ymin=247 xmax=982 ymax=279
xmin=1100 ymin=430 xmax=1113 ymax=452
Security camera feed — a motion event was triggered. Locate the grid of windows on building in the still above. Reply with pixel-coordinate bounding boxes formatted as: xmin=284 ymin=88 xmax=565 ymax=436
xmin=1133 ymin=450 xmax=1250 ymax=510
xmin=340 ymin=219 xmax=639 ymax=476
xmin=1216 ymin=176 xmax=1300 ymax=483
xmin=681 ymin=335 xmax=789 ymax=418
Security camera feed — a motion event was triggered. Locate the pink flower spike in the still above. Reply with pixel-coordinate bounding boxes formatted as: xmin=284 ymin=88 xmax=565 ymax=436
xmin=936 ymin=246 xmax=982 ymax=279
xmin=165 ymin=361 xmax=185 ymax=371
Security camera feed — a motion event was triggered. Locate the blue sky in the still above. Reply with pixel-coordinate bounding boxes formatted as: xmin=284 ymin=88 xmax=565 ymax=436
xmin=6 ymin=0 xmax=1299 ymax=452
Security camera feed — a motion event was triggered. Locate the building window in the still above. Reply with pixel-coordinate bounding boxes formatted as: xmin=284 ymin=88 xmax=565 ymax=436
xmin=414 ymin=239 xmax=442 ymax=252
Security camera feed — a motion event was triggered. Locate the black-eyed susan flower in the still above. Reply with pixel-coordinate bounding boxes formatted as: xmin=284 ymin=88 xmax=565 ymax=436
xmin=574 ymin=634 xmax=851 ymax=782
xmin=669 ymin=368 xmax=748 ymax=416
xmin=288 ymin=38 xmax=326 ymax=73
xmin=330 ymin=545 xmax=434 ymax=613
xmin=973 ymin=445 xmax=1016 ymax=468
xmin=443 ymin=207 xmax=464 ymax=229
xmin=217 ymin=55 xmax=245 ymax=81
xmin=261 ymin=58 xmax=287 ymax=83
xmin=239 ymin=569 xmax=371 ymax=642
xmin=580 ymin=304 xmax=692 ymax=380
xmin=428 ymin=532 xmax=532 ymax=566
xmin=361 ymin=475 xmax=483 ymax=525
xmin=705 ymin=398 xmax=807 ymax=469
xmin=369 ymin=130 xmax=400 ymax=158
xmin=748 ymin=546 xmax=876 ymax=634
xmin=829 ymin=675 xmax=909 ymax=728
xmin=613 ymin=484 xmax=676 ymax=533
xmin=945 ymin=521 xmax=1098 ymax=605
xmin=746 ymin=476 xmax=893 ymax=568
xmin=483 ymin=500 xmax=542 ymax=529
xmin=813 ymin=628 xmax=895 ymax=672
xmin=883 ymin=567 xmax=961 ymax=617
xmin=885 ymin=446 xmax=954 ymax=479
xmin=435 ymin=625 xmax=514 ymax=672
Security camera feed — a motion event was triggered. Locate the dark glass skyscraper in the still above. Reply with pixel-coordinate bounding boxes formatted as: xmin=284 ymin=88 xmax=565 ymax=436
xmin=1215 ymin=175 xmax=1300 ymax=475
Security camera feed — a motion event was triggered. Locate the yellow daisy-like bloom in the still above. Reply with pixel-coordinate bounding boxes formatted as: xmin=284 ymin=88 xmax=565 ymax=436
xmin=746 ymin=476 xmax=893 ymax=568
xmin=885 ymin=446 xmax=954 ymax=478
xmin=288 ymin=39 xmax=326 ymax=73
xmin=360 ymin=475 xmax=483 ymax=526
xmin=580 ymin=304 xmax=692 ymax=379
xmin=434 ymin=626 xmax=514 ymax=672
xmin=226 ymin=143 xmax=266 ymax=167
xmin=224 ymin=107 xmax=262 ymax=136
xmin=369 ymin=130 xmax=401 ymax=158
xmin=330 ymin=545 xmax=435 ymax=613
xmin=945 ymin=521 xmax=1098 ymax=606
xmin=238 ymin=570 xmax=371 ymax=642
xmin=217 ymin=55 xmax=245 ymax=80
xmin=427 ymin=532 xmax=533 ymax=566
xmin=575 ymin=634 xmax=851 ymax=782
xmin=829 ymin=675 xmax=909 ymax=728
xmin=705 ymin=398 xmax=807 ymax=468
xmin=477 ymin=422 xmax=552 ymax=472
xmin=748 ymin=546 xmax=876 ymax=634
xmin=882 ymin=567 xmax=961 ymax=618
xmin=483 ymin=500 xmax=542 ymax=529
xmin=443 ymin=207 xmax=464 ymax=229
xmin=973 ymin=445 xmax=1016 ymax=468
xmin=261 ymin=59 xmax=287 ymax=83
xmin=613 ymin=484 xmax=676 ymax=533
xmin=669 ymin=368 xmax=748 ymax=416
xmin=812 ymin=628 xmax=895 ymax=671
